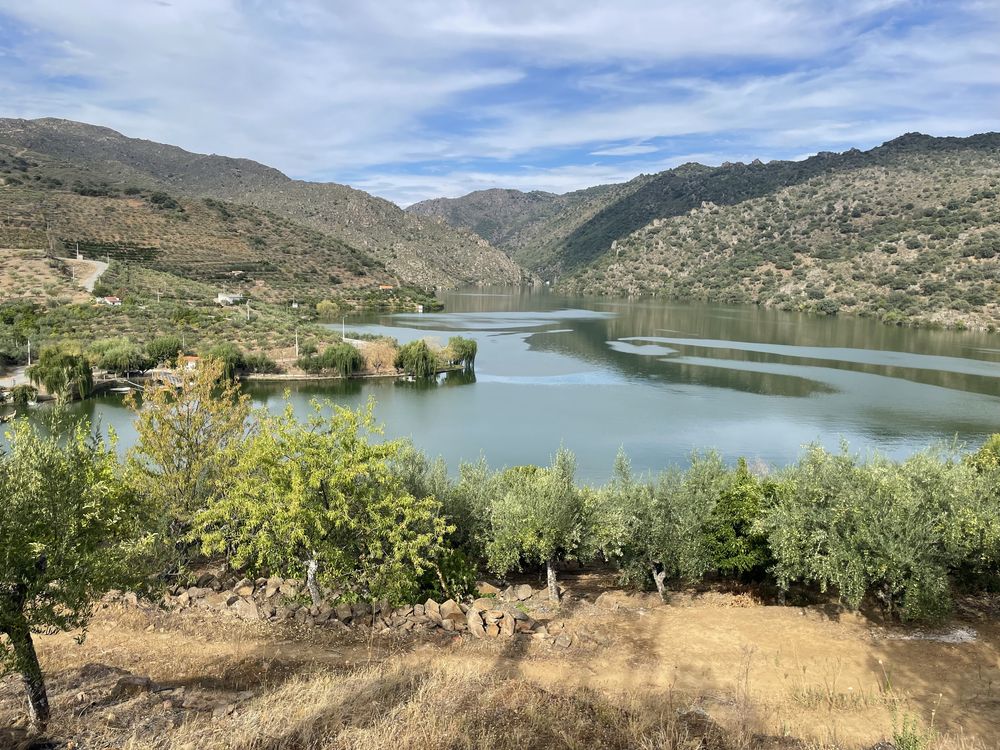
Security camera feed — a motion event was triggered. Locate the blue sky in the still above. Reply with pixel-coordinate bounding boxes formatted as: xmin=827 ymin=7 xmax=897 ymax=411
xmin=1 ymin=1 xmax=998 ymax=206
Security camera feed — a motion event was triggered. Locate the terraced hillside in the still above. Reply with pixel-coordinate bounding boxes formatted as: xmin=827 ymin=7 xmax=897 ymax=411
xmin=0 ymin=147 xmax=390 ymax=304
xmin=0 ymin=118 xmax=524 ymax=288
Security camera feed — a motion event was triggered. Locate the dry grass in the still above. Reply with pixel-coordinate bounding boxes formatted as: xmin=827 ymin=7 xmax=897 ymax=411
xmin=2 ymin=586 xmax=998 ymax=750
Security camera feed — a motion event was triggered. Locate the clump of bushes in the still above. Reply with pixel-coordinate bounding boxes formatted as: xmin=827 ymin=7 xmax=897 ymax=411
xmin=297 ymin=342 xmax=363 ymax=376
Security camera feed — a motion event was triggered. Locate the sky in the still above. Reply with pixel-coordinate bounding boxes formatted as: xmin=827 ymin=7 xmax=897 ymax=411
xmin=1 ymin=1 xmax=999 ymax=206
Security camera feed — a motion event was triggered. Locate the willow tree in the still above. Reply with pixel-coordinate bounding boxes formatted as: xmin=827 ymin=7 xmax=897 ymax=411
xmin=0 ymin=415 xmax=150 ymax=729
xmin=447 ymin=336 xmax=478 ymax=370
xmin=27 ymin=344 xmax=93 ymax=401
xmin=195 ymin=399 xmax=450 ymax=605
xmin=395 ymin=340 xmax=437 ymax=379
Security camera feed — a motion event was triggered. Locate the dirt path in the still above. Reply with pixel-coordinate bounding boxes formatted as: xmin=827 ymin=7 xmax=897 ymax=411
xmin=66 ymin=257 xmax=109 ymax=292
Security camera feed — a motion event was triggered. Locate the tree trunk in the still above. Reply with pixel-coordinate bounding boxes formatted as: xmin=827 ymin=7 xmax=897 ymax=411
xmin=4 ymin=616 xmax=49 ymax=730
xmin=651 ymin=563 xmax=667 ymax=601
xmin=305 ymin=556 xmax=322 ymax=606
xmin=546 ymin=558 xmax=559 ymax=602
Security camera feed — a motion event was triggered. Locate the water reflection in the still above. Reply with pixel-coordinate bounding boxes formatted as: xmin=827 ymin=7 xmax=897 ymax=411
xmin=7 ymin=289 xmax=1000 ymax=481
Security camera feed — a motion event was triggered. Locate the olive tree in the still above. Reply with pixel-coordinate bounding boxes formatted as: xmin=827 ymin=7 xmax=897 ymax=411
xmin=484 ymin=448 xmax=585 ymax=601
xmin=763 ymin=445 xmax=996 ymax=621
xmin=195 ymin=399 xmax=451 ymax=606
xmin=0 ymin=416 xmax=150 ymax=729
xmin=605 ymin=451 xmax=731 ymax=598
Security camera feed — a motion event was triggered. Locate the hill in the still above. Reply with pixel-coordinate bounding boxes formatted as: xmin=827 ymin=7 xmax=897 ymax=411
xmin=0 ymin=118 xmax=524 ymax=289
xmin=409 ymin=134 xmax=1000 ymax=328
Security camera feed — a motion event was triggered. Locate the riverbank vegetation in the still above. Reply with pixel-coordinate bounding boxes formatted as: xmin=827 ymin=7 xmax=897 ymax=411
xmin=3 ymin=365 xmax=1000 ymax=731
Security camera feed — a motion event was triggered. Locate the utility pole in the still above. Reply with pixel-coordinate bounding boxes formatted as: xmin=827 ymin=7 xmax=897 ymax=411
xmin=295 ymin=329 xmax=299 ymax=358
xmin=27 ymin=340 xmax=31 ymax=367
xmin=246 ymin=300 xmax=251 ymax=322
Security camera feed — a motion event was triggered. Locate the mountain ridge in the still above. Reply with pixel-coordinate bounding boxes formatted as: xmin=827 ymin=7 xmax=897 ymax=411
xmin=0 ymin=117 xmax=524 ymax=289
xmin=408 ymin=132 xmax=1000 ymax=278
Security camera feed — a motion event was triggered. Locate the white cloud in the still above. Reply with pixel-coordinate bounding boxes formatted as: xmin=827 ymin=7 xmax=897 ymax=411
xmin=590 ymin=144 xmax=660 ymax=157
xmin=0 ymin=0 xmax=997 ymax=203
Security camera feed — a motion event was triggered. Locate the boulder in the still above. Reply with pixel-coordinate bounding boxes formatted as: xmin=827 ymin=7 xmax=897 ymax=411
xmin=514 ymin=619 xmax=535 ymax=634
xmin=424 ymin=599 xmax=440 ymax=617
xmin=499 ymin=615 xmax=515 ymax=638
xmin=439 ymin=599 xmax=462 ymax=620
xmin=200 ymin=592 xmax=230 ymax=611
xmin=233 ymin=598 xmax=259 ymax=621
xmin=279 ymin=581 xmax=298 ymax=599
xmin=554 ymin=634 xmax=572 ymax=649
xmin=466 ymin=608 xmax=486 ymax=638
xmin=484 ymin=623 xmax=501 ymax=638
xmin=477 ymin=582 xmax=501 ymax=596
xmin=196 ymin=572 xmax=218 ymax=589
xmin=335 ymin=603 xmax=353 ymax=622
xmin=263 ymin=579 xmax=282 ymax=599
xmin=441 ymin=618 xmax=456 ymax=632
xmin=413 ymin=603 xmax=425 ymax=617
xmin=185 ymin=586 xmax=210 ymax=600
xmin=470 ymin=598 xmax=495 ymax=612
xmin=483 ymin=609 xmax=504 ymax=624
xmin=234 ymin=578 xmax=255 ymax=597
xmin=514 ymin=584 xmax=534 ymax=601
xmin=352 ymin=602 xmax=372 ymax=621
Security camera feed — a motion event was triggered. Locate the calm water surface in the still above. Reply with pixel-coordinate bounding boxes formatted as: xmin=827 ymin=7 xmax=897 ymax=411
xmin=17 ymin=288 xmax=1000 ymax=481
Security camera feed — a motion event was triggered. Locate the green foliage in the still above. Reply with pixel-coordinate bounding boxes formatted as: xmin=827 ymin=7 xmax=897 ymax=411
xmin=447 ymin=336 xmax=478 ymax=369
xmin=701 ymin=459 xmax=773 ymax=578
xmin=27 ymin=344 xmax=93 ymax=401
xmin=125 ymin=359 xmax=251 ymax=571
xmin=763 ymin=445 xmax=997 ymax=621
xmin=298 ymin=343 xmax=363 ymax=376
xmin=419 ymin=547 xmax=479 ymax=602
xmin=316 ymin=299 xmax=340 ymax=320
xmin=205 ymin=342 xmax=245 ymax=381
xmin=90 ymin=338 xmax=154 ymax=375
xmin=968 ymin=433 xmax=1000 ymax=473
xmin=395 ymin=339 xmax=437 ymax=379
xmin=9 ymin=384 xmax=37 ymax=406
xmin=483 ymin=448 xmax=586 ymax=596
xmin=146 ymin=335 xmax=183 ymax=366
xmin=243 ymin=352 xmax=279 ymax=374
xmin=195 ymin=400 xmax=451 ymax=605
xmin=0 ymin=413 xmax=152 ymax=725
